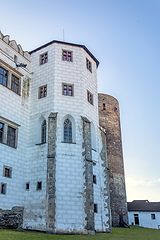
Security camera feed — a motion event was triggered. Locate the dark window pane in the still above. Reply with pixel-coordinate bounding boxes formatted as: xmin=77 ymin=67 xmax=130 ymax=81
xmin=1 ymin=183 xmax=6 ymax=194
xmin=0 ymin=67 xmax=8 ymax=87
xmin=0 ymin=122 xmax=4 ymax=143
xmin=41 ymin=120 xmax=46 ymax=143
xmin=11 ymin=75 xmax=19 ymax=94
xmin=64 ymin=119 xmax=72 ymax=143
xmin=7 ymin=126 xmax=16 ymax=148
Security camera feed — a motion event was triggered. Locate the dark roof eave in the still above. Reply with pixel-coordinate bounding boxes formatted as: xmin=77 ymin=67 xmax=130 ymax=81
xmin=29 ymin=40 xmax=99 ymax=68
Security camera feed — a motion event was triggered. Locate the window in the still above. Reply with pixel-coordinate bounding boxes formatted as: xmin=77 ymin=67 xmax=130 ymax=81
xmin=94 ymin=204 xmax=98 ymax=213
xmin=37 ymin=181 xmax=42 ymax=190
xmin=93 ymin=175 xmax=97 ymax=184
xmin=64 ymin=118 xmax=72 ymax=143
xmin=87 ymin=90 xmax=93 ymax=105
xmin=0 ymin=117 xmax=19 ymax=148
xmin=11 ymin=75 xmax=19 ymax=94
xmin=41 ymin=120 xmax=46 ymax=144
xmin=0 ymin=66 xmax=8 ymax=87
xmin=3 ymin=166 xmax=12 ymax=178
xmin=103 ymin=103 xmax=106 ymax=110
xmin=0 ymin=59 xmax=22 ymax=95
xmin=62 ymin=50 xmax=72 ymax=62
xmin=86 ymin=58 xmax=92 ymax=72
xmin=40 ymin=52 xmax=48 ymax=65
xmin=39 ymin=85 xmax=47 ymax=98
xmin=0 ymin=122 xmax=4 ymax=143
xmin=62 ymin=83 xmax=74 ymax=96
xmin=26 ymin=182 xmax=30 ymax=190
xmin=151 ymin=214 xmax=156 ymax=220
xmin=1 ymin=183 xmax=6 ymax=194
xmin=7 ymin=126 xmax=16 ymax=148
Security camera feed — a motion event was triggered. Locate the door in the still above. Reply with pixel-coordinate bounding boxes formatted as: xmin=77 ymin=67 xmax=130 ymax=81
xmin=134 ymin=214 xmax=139 ymax=225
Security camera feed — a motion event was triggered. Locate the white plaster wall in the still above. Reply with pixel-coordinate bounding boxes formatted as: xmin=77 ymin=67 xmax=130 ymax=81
xmin=128 ymin=211 xmax=160 ymax=229
xmin=1 ymin=38 xmax=110 ymax=233
xmin=23 ymin=44 xmax=55 ymax=231
xmin=0 ymin=38 xmax=30 ymax=209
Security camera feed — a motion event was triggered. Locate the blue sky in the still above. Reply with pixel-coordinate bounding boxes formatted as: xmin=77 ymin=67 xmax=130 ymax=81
xmin=1 ymin=0 xmax=160 ymax=201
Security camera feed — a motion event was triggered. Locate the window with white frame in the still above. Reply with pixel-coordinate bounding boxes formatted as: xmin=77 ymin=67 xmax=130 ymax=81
xmin=62 ymin=83 xmax=74 ymax=96
xmin=64 ymin=118 xmax=72 ymax=143
xmin=0 ymin=117 xmax=19 ymax=148
xmin=62 ymin=50 xmax=72 ymax=62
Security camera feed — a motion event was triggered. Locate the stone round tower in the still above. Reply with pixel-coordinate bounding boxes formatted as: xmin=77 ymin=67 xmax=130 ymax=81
xmin=98 ymin=93 xmax=128 ymax=227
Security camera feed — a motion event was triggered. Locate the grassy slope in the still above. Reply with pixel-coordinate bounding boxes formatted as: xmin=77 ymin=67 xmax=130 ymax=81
xmin=0 ymin=227 xmax=160 ymax=240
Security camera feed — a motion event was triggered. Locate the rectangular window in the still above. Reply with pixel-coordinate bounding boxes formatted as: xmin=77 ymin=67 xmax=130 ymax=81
xmin=62 ymin=50 xmax=72 ymax=62
xmin=0 ymin=66 xmax=8 ymax=87
xmin=0 ymin=122 xmax=4 ymax=143
xmin=26 ymin=182 xmax=30 ymax=190
xmin=93 ymin=175 xmax=97 ymax=184
xmin=37 ymin=181 xmax=42 ymax=190
xmin=3 ymin=166 xmax=12 ymax=178
xmin=7 ymin=126 xmax=16 ymax=148
xmin=40 ymin=52 xmax=48 ymax=65
xmin=103 ymin=103 xmax=106 ymax=110
xmin=94 ymin=204 xmax=98 ymax=213
xmin=62 ymin=83 xmax=74 ymax=96
xmin=151 ymin=214 xmax=156 ymax=220
xmin=39 ymin=85 xmax=47 ymax=98
xmin=0 ymin=117 xmax=18 ymax=149
xmin=11 ymin=75 xmax=19 ymax=94
xmin=87 ymin=90 xmax=93 ymax=105
xmin=86 ymin=58 xmax=92 ymax=72
xmin=1 ymin=183 xmax=6 ymax=195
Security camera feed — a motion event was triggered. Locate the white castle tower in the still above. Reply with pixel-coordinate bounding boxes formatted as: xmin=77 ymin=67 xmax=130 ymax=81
xmin=0 ymin=33 xmax=111 ymax=234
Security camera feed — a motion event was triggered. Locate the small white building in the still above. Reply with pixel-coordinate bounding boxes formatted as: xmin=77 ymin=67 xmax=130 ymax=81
xmin=128 ymin=200 xmax=160 ymax=229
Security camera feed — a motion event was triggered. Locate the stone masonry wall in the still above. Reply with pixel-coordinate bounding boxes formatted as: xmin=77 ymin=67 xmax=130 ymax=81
xmin=0 ymin=206 xmax=24 ymax=229
xmin=46 ymin=113 xmax=57 ymax=233
xmin=98 ymin=93 xmax=128 ymax=227
xmin=99 ymin=129 xmax=111 ymax=232
xmin=82 ymin=117 xmax=95 ymax=234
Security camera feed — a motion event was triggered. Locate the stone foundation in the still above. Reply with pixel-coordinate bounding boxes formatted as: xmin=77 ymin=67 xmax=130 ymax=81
xmin=0 ymin=206 xmax=24 ymax=229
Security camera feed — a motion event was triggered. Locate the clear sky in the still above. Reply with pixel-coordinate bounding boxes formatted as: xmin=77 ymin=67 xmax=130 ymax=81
xmin=1 ymin=0 xmax=160 ymax=202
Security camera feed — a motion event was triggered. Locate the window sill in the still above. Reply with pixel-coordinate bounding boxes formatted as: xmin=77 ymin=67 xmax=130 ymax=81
xmin=0 ymin=83 xmax=21 ymax=96
xmin=0 ymin=142 xmax=17 ymax=149
xmin=61 ymin=141 xmax=76 ymax=144
xmin=36 ymin=142 xmax=46 ymax=146
xmin=92 ymin=148 xmax=97 ymax=152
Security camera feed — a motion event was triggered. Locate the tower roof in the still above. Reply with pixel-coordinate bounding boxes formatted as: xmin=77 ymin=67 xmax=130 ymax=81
xmin=29 ymin=40 xmax=99 ymax=68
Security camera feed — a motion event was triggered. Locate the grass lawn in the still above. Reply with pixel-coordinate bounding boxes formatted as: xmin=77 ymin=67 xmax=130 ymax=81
xmin=0 ymin=227 xmax=160 ymax=240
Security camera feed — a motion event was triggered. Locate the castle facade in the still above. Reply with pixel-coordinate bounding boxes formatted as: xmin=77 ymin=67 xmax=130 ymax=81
xmin=0 ymin=32 xmax=127 ymax=233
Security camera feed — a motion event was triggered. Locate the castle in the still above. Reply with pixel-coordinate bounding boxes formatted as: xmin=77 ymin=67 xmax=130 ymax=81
xmin=0 ymin=32 xmax=128 ymax=233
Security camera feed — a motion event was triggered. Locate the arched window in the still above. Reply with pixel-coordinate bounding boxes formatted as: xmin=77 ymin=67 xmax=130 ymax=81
xmin=64 ymin=118 xmax=72 ymax=143
xmin=41 ymin=120 xmax=46 ymax=143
